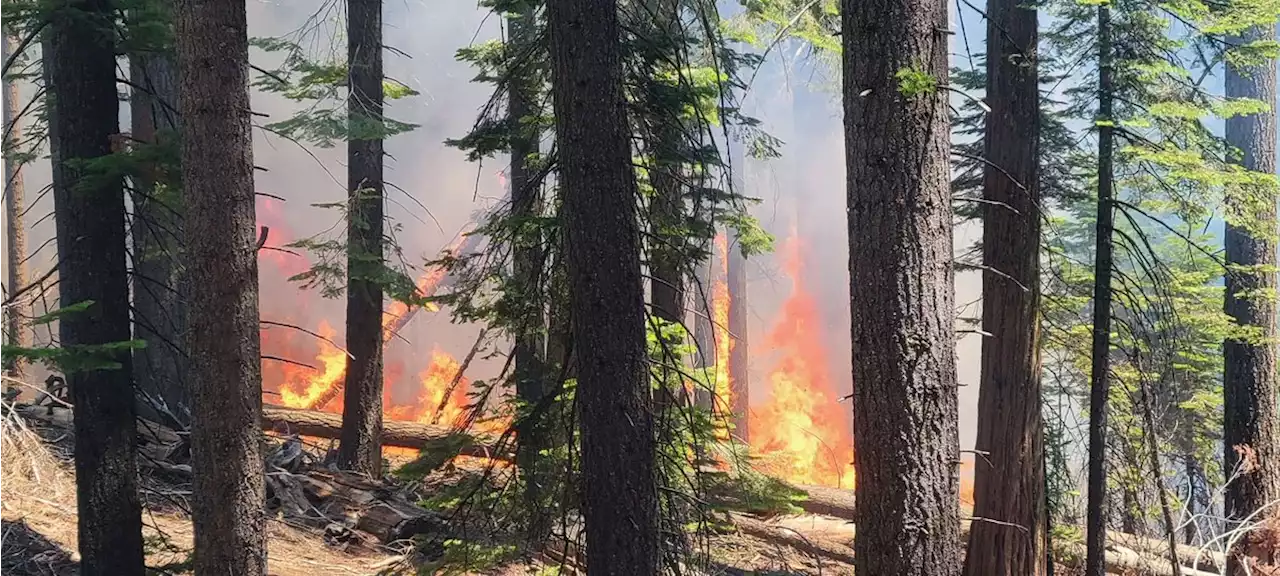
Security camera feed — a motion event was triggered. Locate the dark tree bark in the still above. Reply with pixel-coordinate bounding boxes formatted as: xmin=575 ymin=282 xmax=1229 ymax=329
xmin=547 ymin=0 xmax=660 ymax=571
xmin=636 ymin=0 xmax=684 ymax=329
xmin=3 ymin=31 xmax=30 ymax=380
xmin=337 ymin=0 xmax=385 ymax=477
xmin=1085 ymin=5 xmax=1116 ymax=575
xmin=1223 ymin=22 xmax=1280 ymax=575
xmin=175 ymin=0 xmax=267 ymax=568
xmin=841 ymin=0 xmax=960 ymax=575
xmin=129 ymin=30 xmax=189 ymax=428
xmin=962 ymin=0 xmax=1046 ymax=573
xmin=44 ymin=4 xmax=146 ymax=573
xmin=508 ymin=5 xmax=551 ymax=544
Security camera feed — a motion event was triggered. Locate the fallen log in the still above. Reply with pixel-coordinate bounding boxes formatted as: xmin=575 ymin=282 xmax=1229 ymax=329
xmin=261 ymin=405 xmax=508 ymax=459
xmin=730 ymin=513 xmax=857 ymax=566
xmin=789 ymin=482 xmax=1223 ymax=574
xmin=1106 ymin=530 xmax=1225 ymax=574
xmin=1053 ymin=539 xmax=1219 ymax=576
xmin=794 ymin=484 xmax=856 ymax=520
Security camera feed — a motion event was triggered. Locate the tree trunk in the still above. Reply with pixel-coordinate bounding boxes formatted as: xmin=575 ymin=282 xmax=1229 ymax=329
xmin=727 ymin=234 xmax=749 ymax=441
xmin=508 ymin=4 xmax=550 ymax=544
xmin=726 ymin=136 xmax=749 ymax=440
xmin=129 ymin=32 xmax=189 ymax=428
xmin=841 ymin=0 xmax=960 ymax=574
xmin=1223 ymin=22 xmax=1280 ymax=575
xmin=44 ymin=7 xmax=146 ymax=573
xmin=1085 ymin=5 xmax=1116 ymax=575
xmin=1184 ymin=455 xmax=1198 ymax=546
xmin=692 ymin=253 xmax=713 ymax=410
xmin=175 ymin=0 xmax=267 ymax=568
xmin=962 ymin=0 xmax=1045 ymax=573
xmin=3 ymin=31 xmax=30 ymax=380
xmin=547 ymin=0 xmax=660 ymax=571
xmin=337 ymin=0 xmax=385 ymax=477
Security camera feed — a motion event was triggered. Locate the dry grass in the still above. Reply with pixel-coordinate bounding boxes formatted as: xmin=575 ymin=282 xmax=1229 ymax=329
xmin=1 ymin=406 xmax=861 ymax=576
xmin=0 ymin=411 xmax=400 ymax=576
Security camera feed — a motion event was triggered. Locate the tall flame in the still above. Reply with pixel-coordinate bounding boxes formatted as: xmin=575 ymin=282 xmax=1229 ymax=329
xmin=711 ymin=234 xmax=734 ymax=438
xmin=751 ymin=236 xmax=856 ymax=489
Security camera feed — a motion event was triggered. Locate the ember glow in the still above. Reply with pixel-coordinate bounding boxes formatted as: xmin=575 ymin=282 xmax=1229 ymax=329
xmin=750 ymin=235 xmax=856 ymax=489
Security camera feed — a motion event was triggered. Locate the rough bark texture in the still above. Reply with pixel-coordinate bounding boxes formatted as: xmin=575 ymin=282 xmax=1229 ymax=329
xmin=1223 ymin=23 xmax=1280 ymax=575
xmin=3 ymin=32 xmax=30 ymax=380
xmin=1086 ymin=6 xmax=1115 ymax=575
xmin=44 ymin=7 xmax=147 ymax=573
xmin=508 ymin=5 xmax=551 ymax=544
xmin=962 ymin=0 xmax=1046 ymax=573
xmin=175 ymin=0 xmax=267 ymax=569
xmin=337 ymin=0 xmax=385 ymax=477
xmin=841 ymin=0 xmax=961 ymax=575
xmin=129 ymin=39 xmax=189 ymax=428
xmin=547 ymin=0 xmax=660 ymax=571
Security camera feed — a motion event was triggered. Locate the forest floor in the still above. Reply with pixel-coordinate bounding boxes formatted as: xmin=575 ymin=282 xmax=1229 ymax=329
xmin=0 ymin=403 xmax=860 ymax=576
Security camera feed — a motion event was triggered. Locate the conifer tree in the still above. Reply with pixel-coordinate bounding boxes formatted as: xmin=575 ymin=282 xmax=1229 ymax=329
xmin=842 ymin=0 xmax=961 ymax=574
xmin=45 ymin=0 xmax=146 ymax=570
xmin=338 ymin=0 xmax=386 ymax=476
xmin=547 ymin=0 xmax=660 ymax=570
xmin=177 ymin=0 xmax=267 ymax=567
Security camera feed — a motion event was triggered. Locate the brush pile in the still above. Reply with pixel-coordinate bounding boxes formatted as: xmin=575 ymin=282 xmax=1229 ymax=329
xmin=5 ymin=401 xmax=450 ymax=553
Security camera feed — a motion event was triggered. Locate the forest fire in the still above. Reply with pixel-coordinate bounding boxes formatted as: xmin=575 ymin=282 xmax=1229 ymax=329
xmin=256 ymin=198 xmax=490 ymax=437
xmin=749 ymin=235 xmax=856 ymax=489
xmin=711 ymin=234 xmax=734 ymax=439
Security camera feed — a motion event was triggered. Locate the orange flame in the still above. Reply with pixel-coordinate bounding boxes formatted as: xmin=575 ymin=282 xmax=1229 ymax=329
xmin=277 ymin=320 xmax=348 ymax=409
xmin=750 ymin=236 xmax=856 ymax=489
xmin=711 ymin=234 xmax=734 ymax=439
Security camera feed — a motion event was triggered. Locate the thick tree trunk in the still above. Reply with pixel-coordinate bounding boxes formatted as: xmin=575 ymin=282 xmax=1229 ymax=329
xmin=841 ymin=0 xmax=960 ymax=575
xmin=547 ymin=0 xmax=660 ymax=571
xmin=508 ymin=5 xmax=550 ymax=544
xmin=1086 ymin=6 xmax=1116 ymax=575
xmin=129 ymin=37 xmax=189 ymax=428
xmin=962 ymin=0 xmax=1045 ymax=573
xmin=45 ymin=7 xmax=147 ymax=572
xmin=1223 ymin=22 xmax=1280 ymax=575
xmin=337 ymin=0 xmax=385 ymax=477
xmin=175 ymin=0 xmax=267 ymax=569
xmin=3 ymin=32 xmax=30 ymax=380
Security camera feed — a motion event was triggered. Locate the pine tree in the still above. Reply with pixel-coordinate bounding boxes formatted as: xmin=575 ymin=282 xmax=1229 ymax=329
xmin=841 ymin=0 xmax=961 ymax=575
xmin=547 ymin=0 xmax=660 ymax=570
xmin=3 ymin=31 xmax=30 ymax=380
xmin=127 ymin=0 xmax=188 ymax=427
xmin=507 ymin=0 xmax=551 ymax=544
xmin=337 ymin=0 xmax=386 ymax=476
xmin=44 ymin=0 xmax=146 ymax=570
xmin=962 ymin=0 xmax=1046 ymax=570
xmin=1222 ymin=19 xmax=1280 ymax=572
xmin=176 ymin=0 xmax=267 ymax=567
